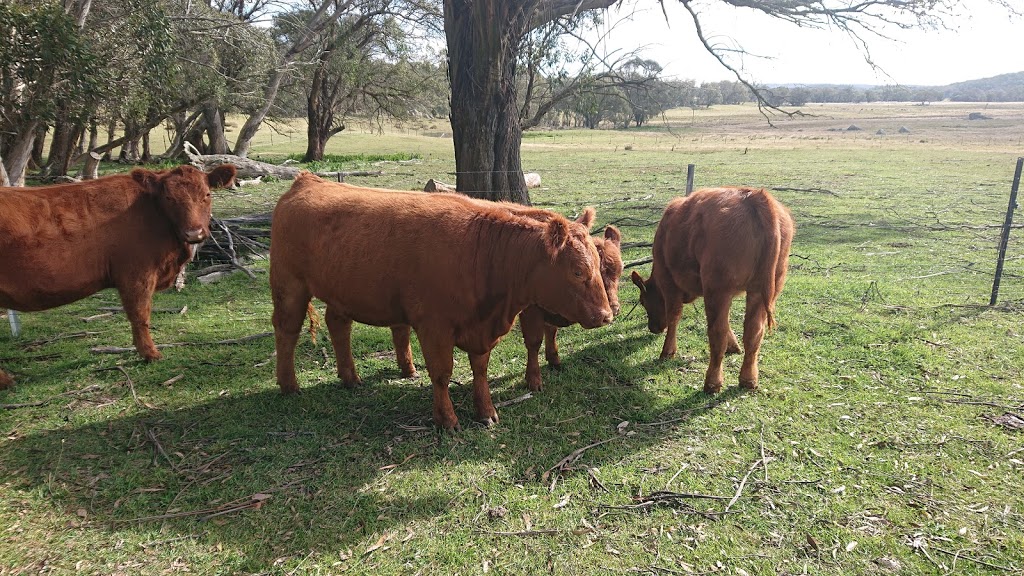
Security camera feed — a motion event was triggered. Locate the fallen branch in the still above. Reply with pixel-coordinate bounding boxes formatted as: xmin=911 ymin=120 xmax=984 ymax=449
xmin=114 ymin=492 xmax=271 ymax=525
xmin=495 ymin=392 xmax=533 ymax=408
xmin=930 ymin=544 xmax=1015 ymax=572
xmin=474 ymin=529 xmax=560 ymax=537
xmin=624 ymin=257 xmax=653 ymax=270
xmin=724 ymin=457 xmax=773 ymax=513
xmin=770 ymin=186 xmax=838 ymax=196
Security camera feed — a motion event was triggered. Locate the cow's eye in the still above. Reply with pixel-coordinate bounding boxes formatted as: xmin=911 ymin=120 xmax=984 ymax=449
xmin=574 ymin=270 xmax=583 ymax=278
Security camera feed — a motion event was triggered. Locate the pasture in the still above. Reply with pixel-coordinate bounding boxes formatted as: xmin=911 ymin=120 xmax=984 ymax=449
xmin=2 ymin=102 xmax=1024 ymax=575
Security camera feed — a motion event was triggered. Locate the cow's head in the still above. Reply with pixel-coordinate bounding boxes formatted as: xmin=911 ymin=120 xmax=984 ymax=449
xmin=631 ymin=270 xmax=667 ymax=334
xmin=133 ymin=164 xmax=236 ymax=244
xmin=533 ymin=208 xmax=613 ymax=329
xmin=593 ymin=224 xmax=623 ymax=316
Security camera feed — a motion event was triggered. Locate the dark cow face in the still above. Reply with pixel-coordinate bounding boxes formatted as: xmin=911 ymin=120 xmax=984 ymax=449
xmin=535 ymin=216 xmax=613 ymax=329
xmin=631 ymin=270 xmax=667 ymax=334
xmin=595 ymin=225 xmax=623 ymax=316
xmin=133 ymin=165 xmax=236 ymax=244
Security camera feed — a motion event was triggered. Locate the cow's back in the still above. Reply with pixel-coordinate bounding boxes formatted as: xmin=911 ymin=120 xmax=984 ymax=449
xmin=655 ymin=187 xmax=787 ymax=298
xmin=271 ymin=175 xmax=498 ymax=329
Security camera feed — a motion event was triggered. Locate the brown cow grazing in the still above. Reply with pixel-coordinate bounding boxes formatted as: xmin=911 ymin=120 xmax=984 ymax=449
xmin=388 ymin=210 xmax=623 ymax=392
xmin=0 ymin=165 xmax=237 ymax=388
xmin=270 ymin=174 xmax=613 ymax=430
xmin=631 ymin=187 xmax=794 ymax=394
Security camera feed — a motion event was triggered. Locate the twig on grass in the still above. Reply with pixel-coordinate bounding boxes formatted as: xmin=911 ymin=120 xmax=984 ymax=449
xmin=495 ymin=392 xmax=533 ymax=408
xmin=724 ymin=456 xmax=773 ymax=513
xmin=22 ymin=331 xmax=100 ymax=348
xmin=97 ymin=366 xmax=141 ymax=407
xmin=90 ymin=332 xmax=273 ymax=354
xmin=542 ymin=437 xmax=621 ymax=484
xmin=474 ymin=529 xmax=560 ymax=536
xmin=145 ymin=426 xmax=180 ymax=472
xmin=930 ymin=545 xmax=1014 ymax=572
xmin=1 ymin=384 xmax=102 ymax=410
xmin=623 ymin=257 xmax=653 ymax=270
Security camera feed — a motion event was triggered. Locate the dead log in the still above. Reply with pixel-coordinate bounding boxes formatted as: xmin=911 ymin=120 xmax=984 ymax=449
xmin=182 ymin=142 xmax=382 ymax=181
xmin=424 ymin=178 xmax=457 ymax=193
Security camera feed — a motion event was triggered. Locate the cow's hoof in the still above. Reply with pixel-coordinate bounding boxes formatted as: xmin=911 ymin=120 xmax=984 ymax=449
xmin=0 ymin=371 xmax=14 ymax=390
xmin=525 ymin=375 xmax=542 ymax=392
xmin=545 ymin=356 xmax=562 ymax=368
xmin=659 ymin=351 xmax=677 ymax=361
xmin=739 ymin=378 xmax=759 ymax=390
xmin=726 ymin=343 xmax=742 ymax=355
xmin=400 ymin=368 xmax=418 ymax=379
xmin=703 ymin=380 xmax=723 ymax=394
xmin=338 ymin=375 xmax=363 ymax=388
xmin=142 ymin=351 xmax=162 ymax=362
xmin=477 ymin=412 xmax=500 ymax=427
xmin=279 ymin=384 xmax=301 ymax=395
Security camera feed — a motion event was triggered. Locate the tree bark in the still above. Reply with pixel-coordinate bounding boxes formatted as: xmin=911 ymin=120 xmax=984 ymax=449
xmin=44 ymin=118 xmax=77 ymax=178
xmin=202 ymin=100 xmax=230 ymax=154
xmin=30 ymin=125 xmax=48 ymax=170
xmin=141 ymin=129 xmax=152 ymax=163
xmin=303 ymin=57 xmax=345 ymax=162
xmin=0 ymin=152 xmax=10 ymax=187
xmin=444 ymin=1 xmax=531 ymax=204
xmin=3 ymin=121 xmax=39 ymax=186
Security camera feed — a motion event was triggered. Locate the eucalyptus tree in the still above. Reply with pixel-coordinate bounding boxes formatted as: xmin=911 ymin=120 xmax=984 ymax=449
xmin=443 ymin=0 xmax=1021 ymax=204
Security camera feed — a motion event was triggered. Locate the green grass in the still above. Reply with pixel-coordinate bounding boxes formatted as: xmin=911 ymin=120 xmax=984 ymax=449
xmin=3 ymin=103 xmax=1024 ymax=575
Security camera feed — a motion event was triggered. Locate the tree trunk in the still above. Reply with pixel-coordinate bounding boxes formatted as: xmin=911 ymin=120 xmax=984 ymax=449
xmin=0 ymin=152 xmax=10 ymax=186
xmin=3 ymin=121 xmax=39 ymax=186
xmin=233 ymin=69 xmax=286 ymax=159
xmin=202 ymin=100 xmax=230 ymax=154
xmin=30 ymin=125 xmax=48 ymax=170
xmin=303 ymin=61 xmax=333 ymax=162
xmin=444 ymin=1 xmax=530 ymax=204
xmin=44 ymin=119 xmax=77 ymax=178
xmin=102 ymin=119 xmax=116 ymax=161
xmin=141 ymin=129 xmax=152 ymax=163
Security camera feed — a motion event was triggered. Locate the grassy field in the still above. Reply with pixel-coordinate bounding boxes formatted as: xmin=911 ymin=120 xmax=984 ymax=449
xmin=2 ymin=102 xmax=1024 ymax=575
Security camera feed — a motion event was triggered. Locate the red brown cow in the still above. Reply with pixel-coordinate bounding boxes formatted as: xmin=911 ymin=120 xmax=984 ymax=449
xmin=270 ymin=174 xmax=613 ymax=430
xmin=388 ymin=209 xmax=623 ymax=391
xmin=631 ymin=186 xmax=794 ymax=393
xmin=0 ymin=165 xmax=237 ymax=388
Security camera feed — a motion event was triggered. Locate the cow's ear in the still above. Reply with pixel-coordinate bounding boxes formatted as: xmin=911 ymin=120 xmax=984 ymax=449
xmin=207 ymin=164 xmax=237 ymax=189
xmin=131 ymin=169 xmax=162 ymax=195
xmin=630 ymin=271 xmax=646 ymax=293
xmin=545 ymin=218 xmax=570 ymax=252
xmin=575 ymin=207 xmax=596 ymax=231
xmin=604 ymin=225 xmax=621 ymax=246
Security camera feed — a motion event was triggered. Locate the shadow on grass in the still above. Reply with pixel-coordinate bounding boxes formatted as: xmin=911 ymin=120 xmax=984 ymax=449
xmin=0 ymin=318 xmax=754 ymax=570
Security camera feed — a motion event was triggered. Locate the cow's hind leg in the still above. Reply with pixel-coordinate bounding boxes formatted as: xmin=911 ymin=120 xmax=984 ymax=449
xmin=418 ymin=331 xmax=459 ymax=431
xmin=325 ymin=307 xmax=361 ymax=387
xmin=703 ymin=292 xmax=733 ymax=394
xmin=543 ymin=325 xmax=561 ymax=368
xmin=726 ymin=330 xmax=741 ymax=355
xmin=519 ymin=306 xmax=545 ymax=391
xmin=469 ymin=350 xmax=498 ymax=426
xmin=117 ymin=276 xmax=161 ymax=361
xmin=739 ymin=291 xmax=768 ymax=390
xmin=271 ymin=285 xmax=310 ymax=394
xmin=390 ymin=325 xmax=418 ymax=378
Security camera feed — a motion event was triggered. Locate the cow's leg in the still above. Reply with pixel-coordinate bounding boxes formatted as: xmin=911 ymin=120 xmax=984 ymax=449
xmin=519 ymin=306 xmax=545 ymax=391
xmin=117 ymin=277 xmax=161 ymax=361
xmin=271 ymin=286 xmax=310 ymax=394
xmin=390 ymin=325 xmax=418 ymax=378
xmin=659 ymin=299 xmax=685 ymax=360
xmin=418 ymin=333 xmax=459 ymax=430
xmin=469 ymin=350 xmax=498 ymax=426
xmin=727 ymin=330 xmax=742 ymax=355
xmin=703 ymin=292 xmax=733 ymax=394
xmin=0 ymin=369 xmax=13 ymax=389
xmin=325 ymin=307 xmax=361 ymax=387
xmin=544 ymin=325 xmax=561 ymax=368
xmin=739 ymin=291 xmax=768 ymax=390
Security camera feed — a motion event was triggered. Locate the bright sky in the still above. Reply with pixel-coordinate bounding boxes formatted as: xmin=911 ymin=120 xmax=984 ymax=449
xmin=596 ymin=1 xmax=1024 ymax=86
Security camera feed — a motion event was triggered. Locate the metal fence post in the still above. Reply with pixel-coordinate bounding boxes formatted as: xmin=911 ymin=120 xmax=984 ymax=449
xmin=990 ymin=156 xmax=1024 ymax=306
xmin=8 ymin=310 xmax=20 ymax=338
xmin=685 ymin=164 xmax=695 ymax=195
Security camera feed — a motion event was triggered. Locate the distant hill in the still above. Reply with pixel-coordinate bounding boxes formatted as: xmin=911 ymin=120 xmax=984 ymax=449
xmin=940 ymin=71 xmax=1024 ymax=101
xmin=765 ymin=71 xmax=1024 ymax=103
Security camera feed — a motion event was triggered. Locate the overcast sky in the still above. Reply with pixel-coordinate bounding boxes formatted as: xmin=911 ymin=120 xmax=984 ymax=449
xmin=595 ymin=2 xmax=1024 ymax=86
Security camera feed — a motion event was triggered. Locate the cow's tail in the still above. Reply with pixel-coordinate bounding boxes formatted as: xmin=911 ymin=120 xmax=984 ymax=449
xmin=307 ymin=302 xmax=322 ymax=344
xmin=751 ymin=190 xmax=783 ymax=330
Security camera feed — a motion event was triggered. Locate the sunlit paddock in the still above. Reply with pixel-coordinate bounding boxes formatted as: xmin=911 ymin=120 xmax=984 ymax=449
xmin=2 ymin=102 xmax=1023 ymax=574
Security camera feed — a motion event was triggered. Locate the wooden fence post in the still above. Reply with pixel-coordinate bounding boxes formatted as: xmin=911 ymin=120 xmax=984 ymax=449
xmin=990 ymin=156 xmax=1024 ymax=306
xmin=685 ymin=164 xmax=695 ymax=195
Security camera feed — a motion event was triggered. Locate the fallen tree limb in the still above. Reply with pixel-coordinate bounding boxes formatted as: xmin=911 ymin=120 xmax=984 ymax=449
xmin=2 ymin=384 xmax=102 ymax=410
xmin=183 ymin=142 xmax=381 ymax=181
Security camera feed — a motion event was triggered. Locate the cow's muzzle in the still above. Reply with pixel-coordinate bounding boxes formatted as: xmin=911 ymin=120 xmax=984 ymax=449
xmin=184 ymin=228 xmax=207 ymax=243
